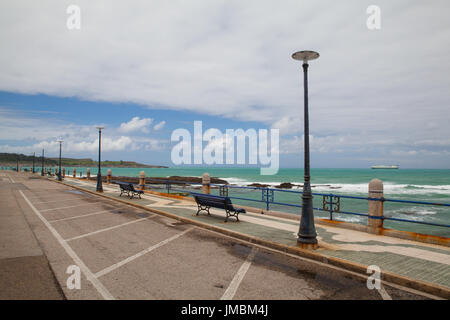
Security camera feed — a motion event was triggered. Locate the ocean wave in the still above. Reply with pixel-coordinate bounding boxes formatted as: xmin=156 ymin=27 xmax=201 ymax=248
xmin=224 ymin=177 xmax=450 ymax=196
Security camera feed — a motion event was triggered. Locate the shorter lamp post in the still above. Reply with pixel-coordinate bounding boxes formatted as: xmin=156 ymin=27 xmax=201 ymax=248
xmin=32 ymin=152 xmax=35 ymax=173
xmin=96 ymin=126 xmax=104 ymax=192
xmin=41 ymin=149 xmax=45 ymax=176
xmin=57 ymin=138 xmax=63 ymax=181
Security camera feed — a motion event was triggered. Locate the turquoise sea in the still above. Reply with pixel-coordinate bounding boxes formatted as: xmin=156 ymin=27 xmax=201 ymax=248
xmin=38 ymin=167 xmax=450 ymax=237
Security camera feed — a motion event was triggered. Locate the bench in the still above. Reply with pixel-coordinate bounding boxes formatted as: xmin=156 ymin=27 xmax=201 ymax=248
xmin=192 ymin=193 xmax=246 ymax=222
xmin=115 ymin=182 xmax=144 ymax=199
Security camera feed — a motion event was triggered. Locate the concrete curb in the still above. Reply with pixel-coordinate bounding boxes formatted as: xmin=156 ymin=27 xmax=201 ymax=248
xmin=48 ymin=177 xmax=450 ymax=299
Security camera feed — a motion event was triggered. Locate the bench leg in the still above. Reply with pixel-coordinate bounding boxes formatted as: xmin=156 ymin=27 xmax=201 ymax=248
xmin=196 ymin=205 xmax=210 ymax=216
xmin=225 ymin=210 xmax=239 ymax=222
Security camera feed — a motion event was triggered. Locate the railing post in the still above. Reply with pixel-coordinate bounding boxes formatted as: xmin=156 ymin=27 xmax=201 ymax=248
xmin=87 ymin=168 xmax=91 ymax=180
xmin=139 ymin=171 xmax=146 ymax=190
xmin=62 ymin=168 xmax=65 ymax=178
xmin=202 ymin=173 xmax=211 ymax=194
xmin=73 ymin=168 xmax=76 ymax=178
xmin=329 ymin=194 xmax=333 ymax=220
xmin=368 ymin=179 xmax=384 ymax=234
xmin=266 ymin=188 xmax=270 ymax=211
xmin=107 ymin=169 xmax=112 ymax=184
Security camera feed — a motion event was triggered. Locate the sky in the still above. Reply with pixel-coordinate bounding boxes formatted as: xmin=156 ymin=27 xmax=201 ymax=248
xmin=0 ymin=0 xmax=449 ymax=168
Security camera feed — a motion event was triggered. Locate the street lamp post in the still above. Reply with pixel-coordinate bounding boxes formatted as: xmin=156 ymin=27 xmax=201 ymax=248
xmin=16 ymin=154 xmax=19 ymax=172
xmin=32 ymin=152 xmax=35 ymax=173
xmin=96 ymin=126 xmax=104 ymax=192
xmin=41 ymin=149 xmax=45 ymax=176
xmin=57 ymin=138 xmax=63 ymax=181
xmin=292 ymin=50 xmax=319 ymax=248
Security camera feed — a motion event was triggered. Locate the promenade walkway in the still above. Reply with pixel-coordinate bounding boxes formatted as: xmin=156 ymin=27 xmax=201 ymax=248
xmin=1 ymin=171 xmax=448 ymax=300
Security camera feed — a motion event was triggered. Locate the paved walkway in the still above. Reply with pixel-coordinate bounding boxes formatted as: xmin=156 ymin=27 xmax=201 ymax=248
xmin=1 ymin=171 xmax=448 ymax=300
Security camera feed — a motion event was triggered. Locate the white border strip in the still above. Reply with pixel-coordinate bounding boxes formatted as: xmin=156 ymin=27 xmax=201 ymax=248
xmin=19 ymin=190 xmax=115 ymax=300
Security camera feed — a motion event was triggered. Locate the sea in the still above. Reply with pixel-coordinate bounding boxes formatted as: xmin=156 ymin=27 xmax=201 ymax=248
xmin=43 ymin=167 xmax=450 ymax=237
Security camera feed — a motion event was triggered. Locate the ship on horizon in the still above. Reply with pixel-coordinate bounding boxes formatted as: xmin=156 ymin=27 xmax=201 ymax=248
xmin=371 ymin=165 xmax=399 ymax=169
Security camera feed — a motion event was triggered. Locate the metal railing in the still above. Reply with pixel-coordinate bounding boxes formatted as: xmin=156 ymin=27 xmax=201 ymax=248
xmin=139 ymin=178 xmax=450 ymax=230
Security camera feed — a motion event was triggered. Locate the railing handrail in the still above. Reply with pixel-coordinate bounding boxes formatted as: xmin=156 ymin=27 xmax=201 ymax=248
xmin=137 ymin=178 xmax=450 ymax=230
xmin=143 ymin=179 xmax=450 ymax=207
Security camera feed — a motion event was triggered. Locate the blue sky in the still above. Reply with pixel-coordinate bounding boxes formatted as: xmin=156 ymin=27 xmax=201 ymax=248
xmin=1 ymin=1 xmax=450 ymax=169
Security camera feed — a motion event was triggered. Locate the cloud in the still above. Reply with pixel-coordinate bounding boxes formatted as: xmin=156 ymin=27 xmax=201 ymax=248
xmin=119 ymin=117 xmax=153 ymax=133
xmin=153 ymin=121 xmax=166 ymax=131
xmin=0 ymin=109 xmax=167 ymax=156
xmin=0 ymin=1 xmax=449 ymax=166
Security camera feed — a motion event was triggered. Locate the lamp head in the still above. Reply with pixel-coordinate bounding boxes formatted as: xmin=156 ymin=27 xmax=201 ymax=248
xmin=292 ymin=50 xmax=319 ymax=64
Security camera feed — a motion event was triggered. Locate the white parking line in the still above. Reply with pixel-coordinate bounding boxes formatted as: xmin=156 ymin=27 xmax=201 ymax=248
xmin=48 ymin=209 xmax=119 ymax=223
xmin=40 ymin=203 xmax=95 ymax=212
xmin=378 ymin=285 xmax=392 ymax=300
xmin=95 ymin=227 xmax=194 ymax=278
xmin=33 ymin=199 xmax=82 ymax=205
xmin=18 ymin=190 xmax=115 ymax=300
xmin=65 ymin=217 xmax=150 ymax=242
xmin=221 ymin=247 xmax=257 ymax=300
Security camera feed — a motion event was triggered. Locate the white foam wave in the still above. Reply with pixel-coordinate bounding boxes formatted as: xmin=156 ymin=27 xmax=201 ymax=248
xmin=223 ymin=177 xmax=450 ymax=196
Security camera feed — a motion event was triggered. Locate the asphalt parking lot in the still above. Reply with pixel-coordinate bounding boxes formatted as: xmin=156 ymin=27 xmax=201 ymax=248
xmin=0 ymin=172 xmax=433 ymax=300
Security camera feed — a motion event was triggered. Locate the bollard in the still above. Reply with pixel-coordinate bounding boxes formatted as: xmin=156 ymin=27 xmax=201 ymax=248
xmin=368 ymin=179 xmax=384 ymax=235
xmin=62 ymin=168 xmax=66 ymax=177
xmin=55 ymin=166 xmax=58 ymax=177
xmin=73 ymin=168 xmax=76 ymax=178
xmin=87 ymin=168 xmax=91 ymax=180
xmin=44 ymin=167 xmax=47 ymax=175
xmin=202 ymin=173 xmax=211 ymax=194
xmin=139 ymin=171 xmax=146 ymax=190
xmin=107 ymin=169 xmax=112 ymax=184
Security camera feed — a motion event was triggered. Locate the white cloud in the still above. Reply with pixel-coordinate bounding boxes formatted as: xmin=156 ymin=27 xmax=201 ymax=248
xmin=119 ymin=117 xmax=153 ymax=133
xmin=0 ymin=1 xmax=449 ymax=166
xmin=0 ymin=109 xmax=167 ymax=156
xmin=153 ymin=121 xmax=166 ymax=131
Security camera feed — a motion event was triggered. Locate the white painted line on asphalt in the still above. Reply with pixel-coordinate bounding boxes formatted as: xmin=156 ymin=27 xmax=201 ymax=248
xmin=221 ymin=247 xmax=257 ymax=300
xmin=95 ymin=227 xmax=195 ymax=278
xmin=6 ymin=174 xmax=15 ymax=183
xmin=65 ymin=217 xmax=149 ymax=242
xmin=40 ymin=203 xmax=94 ymax=212
xmin=378 ymin=285 xmax=392 ymax=300
xmin=33 ymin=198 xmax=82 ymax=205
xmin=18 ymin=190 xmax=115 ymax=300
xmin=48 ymin=209 xmax=119 ymax=223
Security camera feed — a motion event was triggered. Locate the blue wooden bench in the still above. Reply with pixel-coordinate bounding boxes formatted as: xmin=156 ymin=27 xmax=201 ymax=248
xmin=192 ymin=193 xmax=245 ymax=222
xmin=114 ymin=181 xmax=144 ymax=199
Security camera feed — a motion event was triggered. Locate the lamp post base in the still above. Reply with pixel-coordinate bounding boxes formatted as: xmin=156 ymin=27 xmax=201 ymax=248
xmin=96 ymin=174 xmax=103 ymax=193
xmin=297 ymin=237 xmax=318 ymax=250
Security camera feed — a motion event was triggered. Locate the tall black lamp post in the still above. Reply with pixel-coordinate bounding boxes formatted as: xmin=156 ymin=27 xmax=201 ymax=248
xmin=96 ymin=126 xmax=104 ymax=192
xmin=57 ymin=138 xmax=63 ymax=181
xmin=41 ymin=149 xmax=45 ymax=176
xmin=32 ymin=152 xmax=35 ymax=173
xmin=16 ymin=154 xmax=19 ymax=172
xmin=292 ymin=50 xmax=319 ymax=248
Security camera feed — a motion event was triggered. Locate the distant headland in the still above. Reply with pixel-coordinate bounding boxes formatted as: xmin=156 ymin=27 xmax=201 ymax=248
xmin=0 ymin=153 xmax=168 ymax=168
